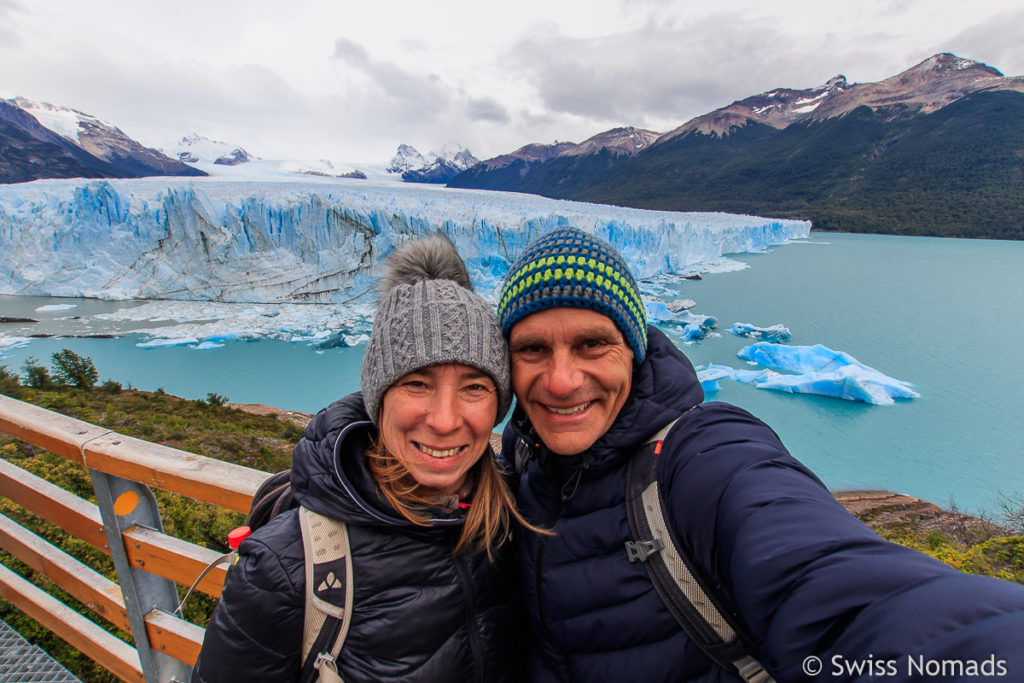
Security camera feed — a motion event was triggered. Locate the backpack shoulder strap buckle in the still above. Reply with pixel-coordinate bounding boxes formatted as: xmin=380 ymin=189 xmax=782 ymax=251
xmin=625 ymin=538 xmax=665 ymax=562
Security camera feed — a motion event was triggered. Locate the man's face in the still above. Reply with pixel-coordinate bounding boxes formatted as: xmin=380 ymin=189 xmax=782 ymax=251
xmin=509 ymin=307 xmax=633 ymax=456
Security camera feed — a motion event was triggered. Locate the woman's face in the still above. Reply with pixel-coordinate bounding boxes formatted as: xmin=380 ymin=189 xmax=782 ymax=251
xmin=379 ymin=363 xmax=498 ymax=497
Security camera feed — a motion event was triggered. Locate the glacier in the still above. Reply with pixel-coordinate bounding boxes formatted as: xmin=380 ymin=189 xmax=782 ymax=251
xmin=0 ymin=176 xmax=810 ymax=306
xmin=700 ymin=343 xmax=920 ymax=405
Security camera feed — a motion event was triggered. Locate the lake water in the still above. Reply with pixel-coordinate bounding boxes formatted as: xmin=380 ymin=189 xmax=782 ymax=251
xmin=1 ymin=232 xmax=1022 ymax=514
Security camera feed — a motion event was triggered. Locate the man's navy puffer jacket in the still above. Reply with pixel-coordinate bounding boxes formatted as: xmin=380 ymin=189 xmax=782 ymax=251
xmin=193 ymin=392 xmax=521 ymax=683
xmin=503 ymin=327 xmax=1024 ymax=682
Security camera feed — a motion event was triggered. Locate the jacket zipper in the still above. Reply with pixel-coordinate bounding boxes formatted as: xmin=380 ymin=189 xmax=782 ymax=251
xmin=453 ymin=550 xmax=486 ymax=682
xmin=535 ymin=459 xmax=584 ymax=643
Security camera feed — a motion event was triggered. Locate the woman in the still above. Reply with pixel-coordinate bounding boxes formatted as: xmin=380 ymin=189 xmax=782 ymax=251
xmin=192 ymin=235 xmax=531 ymax=682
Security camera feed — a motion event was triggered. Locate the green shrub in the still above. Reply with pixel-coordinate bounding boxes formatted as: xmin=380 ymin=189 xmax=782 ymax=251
xmin=0 ymin=365 xmax=23 ymax=397
xmin=50 ymin=349 xmax=99 ymax=389
xmin=22 ymin=357 xmax=54 ymax=389
xmin=100 ymin=379 xmax=123 ymax=394
xmin=206 ymin=392 xmax=230 ymax=406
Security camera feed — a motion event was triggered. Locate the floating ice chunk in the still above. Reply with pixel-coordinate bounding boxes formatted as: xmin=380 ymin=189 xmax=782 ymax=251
xmin=676 ymin=312 xmax=718 ymax=342
xmin=751 ymin=365 xmax=917 ymax=405
xmin=740 ymin=342 xmax=861 ymax=373
xmin=136 ymin=337 xmax=200 ymax=349
xmin=343 ymin=333 xmax=370 ymax=347
xmin=736 ymin=343 xmax=919 ymax=405
xmin=644 ymin=301 xmax=675 ymax=323
xmin=730 ymin=322 xmax=791 ymax=343
xmin=696 ymin=365 xmax=731 ymax=392
xmin=194 ymin=341 xmax=224 ymax=350
xmin=645 ymin=302 xmax=717 ymax=341
xmin=35 ymin=304 xmax=78 ymax=312
xmin=713 ymin=363 xmax=775 ymax=384
xmin=667 ymin=298 xmax=696 ymax=312
xmin=0 ymin=336 xmax=32 ymax=357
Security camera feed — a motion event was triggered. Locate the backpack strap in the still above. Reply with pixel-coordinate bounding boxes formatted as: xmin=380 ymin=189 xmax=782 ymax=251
xmin=299 ymin=506 xmax=354 ymax=683
xmin=625 ymin=414 xmax=775 ymax=683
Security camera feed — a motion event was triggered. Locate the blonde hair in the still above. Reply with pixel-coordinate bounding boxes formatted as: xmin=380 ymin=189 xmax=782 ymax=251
xmin=367 ymin=434 xmax=547 ymax=560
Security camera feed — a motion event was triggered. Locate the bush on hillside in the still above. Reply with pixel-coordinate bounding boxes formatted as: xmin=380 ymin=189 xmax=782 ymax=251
xmin=51 ymin=349 xmax=99 ymax=389
xmin=21 ymin=357 xmax=54 ymax=389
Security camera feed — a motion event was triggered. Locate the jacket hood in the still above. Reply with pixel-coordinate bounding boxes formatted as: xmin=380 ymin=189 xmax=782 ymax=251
xmin=290 ymin=391 xmax=464 ymax=528
xmin=510 ymin=326 xmax=704 ymax=473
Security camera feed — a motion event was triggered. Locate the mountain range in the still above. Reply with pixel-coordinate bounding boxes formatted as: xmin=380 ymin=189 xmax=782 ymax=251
xmin=387 ymin=143 xmax=480 ymax=183
xmin=1 ymin=96 xmax=205 ymax=183
xmin=450 ymin=54 xmax=1024 ymax=239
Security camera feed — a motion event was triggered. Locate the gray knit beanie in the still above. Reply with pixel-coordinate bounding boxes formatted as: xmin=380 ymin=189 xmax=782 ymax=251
xmin=360 ymin=235 xmax=512 ymax=426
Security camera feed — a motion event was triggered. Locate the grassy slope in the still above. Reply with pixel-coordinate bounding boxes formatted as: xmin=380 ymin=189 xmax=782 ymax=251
xmin=0 ymin=377 xmax=303 ymax=681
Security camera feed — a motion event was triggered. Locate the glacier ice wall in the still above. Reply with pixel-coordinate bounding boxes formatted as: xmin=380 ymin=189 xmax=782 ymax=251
xmin=0 ymin=177 xmax=810 ymax=304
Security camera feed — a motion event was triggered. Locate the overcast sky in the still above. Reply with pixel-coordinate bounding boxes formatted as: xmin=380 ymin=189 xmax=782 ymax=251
xmin=2 ymin=0 xmax=1022 ymax=165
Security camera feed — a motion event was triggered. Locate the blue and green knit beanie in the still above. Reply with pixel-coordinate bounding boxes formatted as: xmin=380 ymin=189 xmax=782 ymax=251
xmin=497 ymin=226 xmax=648 ymax=364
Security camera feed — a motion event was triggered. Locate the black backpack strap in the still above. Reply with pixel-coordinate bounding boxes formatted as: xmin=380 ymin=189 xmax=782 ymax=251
xmin=625 ymin=416 xmax=774 ymax=683
xmin=246 ymin=470 xmax=296 ymax=529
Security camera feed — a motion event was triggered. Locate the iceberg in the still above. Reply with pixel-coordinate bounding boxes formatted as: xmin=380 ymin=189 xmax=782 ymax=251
xmin=730 ymin=322 xmax=791 ymax=343
xmin=696 ymin=365 xmax=732 ymax=392
xmin=35 ymin=304 xmax=78 ymax=312
xmin=645 ymin=302 xmax=718 ymax=341
xmin=136 ymin=337 xmax=201 ymax=349
xmin=731 ymin=343 xmax=919 ymax=405
xmin=0 ymin=177 xmax=810 ymax=305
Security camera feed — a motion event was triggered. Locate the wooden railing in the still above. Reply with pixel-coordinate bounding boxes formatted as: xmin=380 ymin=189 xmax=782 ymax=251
xmin=0 ymin=394 xmax=272 ymax=682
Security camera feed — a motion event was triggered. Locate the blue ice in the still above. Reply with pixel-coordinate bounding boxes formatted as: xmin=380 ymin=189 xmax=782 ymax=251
xmin=730 ymin=322 xmax=791 ymax=343
xmin=705 ymin=343 xmax=919 ymax=405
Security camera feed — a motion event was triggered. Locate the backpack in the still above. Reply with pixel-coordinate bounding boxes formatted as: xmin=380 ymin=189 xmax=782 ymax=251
xmin=182 ymin=471 xmax=353 ymax=683
xmin=624 ymin=416 xmax=774 ymax=683
xmin=513 ymin=413 xmax=774 ymax=683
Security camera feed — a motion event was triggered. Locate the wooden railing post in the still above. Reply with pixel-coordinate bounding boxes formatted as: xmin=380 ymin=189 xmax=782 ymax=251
xmin=90 ymin=470 xmax=192 ymax=683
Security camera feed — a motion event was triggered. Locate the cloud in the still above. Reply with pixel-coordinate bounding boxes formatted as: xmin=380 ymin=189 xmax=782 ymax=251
xmin=0 ymin=0 xmax=24 ymax=46
xmin=332 ymin=37 xmax=451 ymax=116
xmin=505 ymin=15 xmax=793 ymax=127
xmin=941 ymin=9 xmax=1024 ymax=76
xmin=332 ymin=37 xmax=371 ymax=66
xmin=503 ymin=10 xmax=935 ymax=132
xmin=465 ymin=96 xmax=510 ymax=123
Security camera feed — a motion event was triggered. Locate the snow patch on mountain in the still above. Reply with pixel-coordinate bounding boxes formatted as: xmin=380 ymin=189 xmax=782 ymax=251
xmin=167 ymin=133 xmax=255 ymax=165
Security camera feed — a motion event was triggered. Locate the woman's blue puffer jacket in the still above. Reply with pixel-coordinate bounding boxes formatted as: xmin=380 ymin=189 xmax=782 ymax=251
xmin=503 ymin=327 xmax=1024 ymax=682
xmin=193 ymin=392 xmax=522 ymax=683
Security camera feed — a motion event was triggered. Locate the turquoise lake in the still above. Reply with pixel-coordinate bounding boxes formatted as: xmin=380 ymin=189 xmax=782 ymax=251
xmin=2 ymin=232 xmax=1022 ymax=515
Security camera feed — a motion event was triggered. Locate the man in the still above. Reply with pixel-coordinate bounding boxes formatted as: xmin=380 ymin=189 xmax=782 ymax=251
xmin=497 ymin=226 xmax=1024 ymax=682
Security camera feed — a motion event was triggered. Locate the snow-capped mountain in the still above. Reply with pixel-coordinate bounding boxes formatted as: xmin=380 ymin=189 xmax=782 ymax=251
xmin=660 ymin=53 xmax=1023 ymax=140
xmin=3 ymin=96 xmax=204 ymax=179
xmin=166 ymin=133 xmax=255 ymax=165
xmin=388 ymin=143 xmax=480 ymax=183
xmin=386 ymin=144 xmax=427 ymax=173
xmin=1 ymin=99 xmax=120 ymax=182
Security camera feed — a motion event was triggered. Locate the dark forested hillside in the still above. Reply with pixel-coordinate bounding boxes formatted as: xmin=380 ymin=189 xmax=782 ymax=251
xmin=568 ymin=90 xmax=1023 ymax=239
xmin=453 ymin=89 xmax=1024 ymax=240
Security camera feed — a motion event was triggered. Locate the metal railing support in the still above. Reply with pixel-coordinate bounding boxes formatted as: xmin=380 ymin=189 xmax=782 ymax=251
xmin=90 ymin=470 xmax=192 ymax=683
